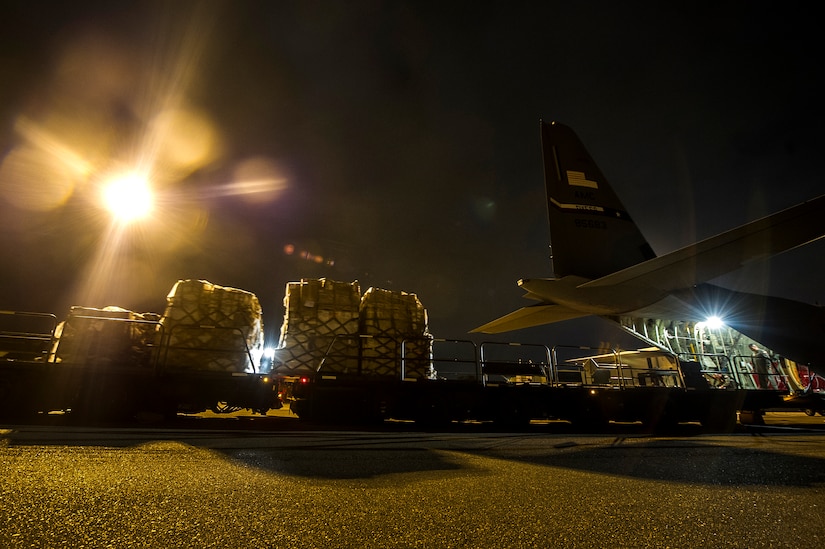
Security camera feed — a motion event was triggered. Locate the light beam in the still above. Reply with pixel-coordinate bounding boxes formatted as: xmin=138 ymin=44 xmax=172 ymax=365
xmin=101 ymin=171 xmax=154 ymax=223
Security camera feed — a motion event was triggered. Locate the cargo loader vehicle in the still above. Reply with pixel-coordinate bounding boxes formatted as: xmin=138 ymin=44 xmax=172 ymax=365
xmin=2 ymin=277 xmax=819 ymax=430
xmin=0 ymin=280 xmax=278 ymax=421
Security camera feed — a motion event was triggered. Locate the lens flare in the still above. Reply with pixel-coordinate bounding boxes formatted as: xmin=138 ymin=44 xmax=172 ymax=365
xmin=705 ymin=315 xmax=724 ymax=329
xmin=101 ymin=172 xmax=153 ymax=223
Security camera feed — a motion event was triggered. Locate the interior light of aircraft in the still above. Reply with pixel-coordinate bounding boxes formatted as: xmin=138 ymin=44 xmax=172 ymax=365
xmin=704 ymin=316 xmax=724 ymax=329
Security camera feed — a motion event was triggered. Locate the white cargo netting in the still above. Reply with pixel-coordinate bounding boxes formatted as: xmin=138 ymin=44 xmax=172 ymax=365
xmin=359 ymin=287 xmax=432 ymax=379
xmin=274 ymin=279 xmax=361 ymax=375
xmin=273 ymin=279 xmax=432 ymax=379
xmin=160 ymin=279 xmax=264 ymax=373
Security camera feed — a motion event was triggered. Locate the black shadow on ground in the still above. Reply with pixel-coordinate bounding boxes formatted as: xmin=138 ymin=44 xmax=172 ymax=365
xmin=462 ymin=439 xmax=825 ymax=488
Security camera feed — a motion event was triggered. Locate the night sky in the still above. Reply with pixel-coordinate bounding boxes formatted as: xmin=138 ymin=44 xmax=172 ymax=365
xmin=1 ymin=1 xmax=823 ymax=347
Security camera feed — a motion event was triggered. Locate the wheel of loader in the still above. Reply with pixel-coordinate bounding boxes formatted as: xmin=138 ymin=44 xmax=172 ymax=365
xmin=0 ymin=381 xmax=39 ymax=421
xmin=569 ymin=410 xmax=609 ymax=432
xmin=0 ymin=402 xmax=39 ymax=422
xmin=737 ymin=409 xmax=764 ymax=426
xmin=641 ymin=397 xmax=679 ymax=433
xmin=702 ymin=406 xmax=739 ymax=432
xmin=493 ymin=414 xmax=532 ymax=429
xmin=492 ymin=404 xmax=532 ymax=428
xmin=72 ymin=381 xmax=138 ymax=423
xmin=414 ymin=400 xmax=451 ymax=428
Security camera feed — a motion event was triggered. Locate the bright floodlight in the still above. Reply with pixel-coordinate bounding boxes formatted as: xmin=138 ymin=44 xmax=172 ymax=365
xmin=705 ymin=315 xmax=724 ymax=329
xmin=102 ymin=172 xmax=153 ymax=223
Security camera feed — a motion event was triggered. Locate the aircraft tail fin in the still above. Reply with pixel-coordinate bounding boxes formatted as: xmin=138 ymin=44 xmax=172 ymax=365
xmin=541 ymin=121 xmax=655 ymax=279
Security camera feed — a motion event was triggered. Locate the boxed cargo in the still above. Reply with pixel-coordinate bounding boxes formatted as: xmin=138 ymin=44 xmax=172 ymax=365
xmin=160 ymin=280 xmax=264 ymax=373
xmin=273 ymin=280 xmax=434 ymax=379
xmin=359 ymin=287 xmax=432 ymax=379
xmin=274 ymin=279 xmax=361 ymax=375
xmin=359 ymin=287 xmax=428 ymax=336
xmin=52 ymin=306 xmax=159 ymax=367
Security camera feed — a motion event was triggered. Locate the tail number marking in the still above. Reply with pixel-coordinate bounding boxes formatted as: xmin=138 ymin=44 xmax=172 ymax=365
xmin=574 ymin=218 xmax=607 ymax=230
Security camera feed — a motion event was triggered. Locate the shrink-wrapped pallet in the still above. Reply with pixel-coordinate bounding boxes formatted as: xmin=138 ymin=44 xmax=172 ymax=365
xmin=273 ymin=279 xmax=361 ymax=375
xmin=359 ymin=288 xmax=433 ymax=379
xmin=52 ymin=306 xmax=159 ymax=367
xmin=160 ymin=280 xmax=264 ymax=373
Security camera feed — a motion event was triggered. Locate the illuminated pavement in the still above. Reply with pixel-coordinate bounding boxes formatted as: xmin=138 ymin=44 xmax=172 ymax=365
xmin=1 ymin=414 xmax=824 ymax=548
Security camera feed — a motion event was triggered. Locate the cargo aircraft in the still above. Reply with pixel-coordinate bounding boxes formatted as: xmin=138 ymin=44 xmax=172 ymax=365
xmin=473 ymin=121 xmax=825 ymax=377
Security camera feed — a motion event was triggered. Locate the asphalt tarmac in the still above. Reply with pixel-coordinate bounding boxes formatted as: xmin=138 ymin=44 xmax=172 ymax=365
xmin=2 ymin=412 xmax=824 ymax=548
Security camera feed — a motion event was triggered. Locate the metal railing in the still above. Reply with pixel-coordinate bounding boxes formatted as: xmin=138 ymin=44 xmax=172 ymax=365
xmin=551 ymin=345 xmax=621 ymax=387
xmin=479 ymin=342 xmax=552 ymax=386
xmin=430 ymin=339 xmax=479 ymax=381
xmin=0 ymin=310 xmax=57 ymax=362
xmin=314 ymin=334 xmax=435 ymax=380
xmin=550 ymin=346 xmax=685 ymax=389
xmin=161 ymin=323 xmax=260 ymax=374
xmin=730 ymin=353 xmax=791 ymax=392
xmin=677 ymin=352 xmax=739 ymax=389
xmin=51 ymin=313 xmax=164 ymax=371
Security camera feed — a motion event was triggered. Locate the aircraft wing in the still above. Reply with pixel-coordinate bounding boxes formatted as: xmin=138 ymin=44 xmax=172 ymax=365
xmin=580 ymin=194 xmax=825 ymax=291
xmin=471 ymin=303 xmax=587 ymax=334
